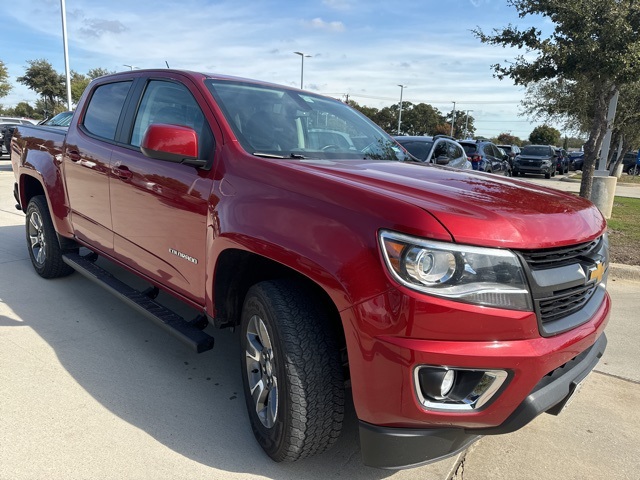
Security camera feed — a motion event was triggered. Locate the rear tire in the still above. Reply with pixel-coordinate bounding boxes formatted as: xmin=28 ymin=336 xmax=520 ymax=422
xmin=544 ymin=172 xmax=551 ymax=179
xmin=240 ymin=280 xmax=344 ymax=462
xmin=25 ymin=196 xmax=74 ymax=279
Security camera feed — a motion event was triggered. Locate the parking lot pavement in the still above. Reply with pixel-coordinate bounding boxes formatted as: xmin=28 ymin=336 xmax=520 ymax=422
xmin=0 ymin=168 xmax=461 ymax=479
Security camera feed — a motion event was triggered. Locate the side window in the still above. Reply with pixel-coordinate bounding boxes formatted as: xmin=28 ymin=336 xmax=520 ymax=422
xmin=83 ymin=81 xmax=132 ymax=140
xmin=130 ymin=80 xmax=213 ymax=159
xmin=448 ymin=142 xmax=463 ymax=160
xmin=433 ymin=141 xmax=447 ymax=159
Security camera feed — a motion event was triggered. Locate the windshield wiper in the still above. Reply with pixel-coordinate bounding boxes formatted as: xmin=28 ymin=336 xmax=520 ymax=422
xmin=253 ymin=152 xmax=286 ymax=158
xmin=252 ymin=152 xmax=308 ymax=159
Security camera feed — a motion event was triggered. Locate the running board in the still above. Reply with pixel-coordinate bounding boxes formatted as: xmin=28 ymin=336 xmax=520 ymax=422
xmin=62 ymin=252 xmax=214 ymax=353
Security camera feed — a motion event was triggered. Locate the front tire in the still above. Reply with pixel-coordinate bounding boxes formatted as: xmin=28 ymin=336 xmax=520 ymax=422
xmin=240 ymin=280 xmax=344 ymax=462
xmin=25 ymin=196 xmax=74 ymax=278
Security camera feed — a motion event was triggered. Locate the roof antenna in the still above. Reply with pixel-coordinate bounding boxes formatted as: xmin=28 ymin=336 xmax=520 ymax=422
xmin=165 ymin=61 xmax=170 ymax=68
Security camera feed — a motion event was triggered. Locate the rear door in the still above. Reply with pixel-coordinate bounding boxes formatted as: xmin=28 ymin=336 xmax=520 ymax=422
xmin=109 ymin=76 xmax=216 ymax=304
xmin=63 ymin=79 xmax=134 ymax=253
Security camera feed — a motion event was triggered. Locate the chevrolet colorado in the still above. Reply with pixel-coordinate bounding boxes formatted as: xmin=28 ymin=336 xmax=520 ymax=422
xmin=10 ymin=69 xmax=609 ymax=469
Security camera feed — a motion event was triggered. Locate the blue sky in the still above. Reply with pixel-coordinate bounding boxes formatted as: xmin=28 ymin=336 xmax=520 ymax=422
xmin=1 ymin=0 xmax=556 ymax=139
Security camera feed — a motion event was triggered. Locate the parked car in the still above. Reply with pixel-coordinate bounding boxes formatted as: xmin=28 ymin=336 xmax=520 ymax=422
xmin=40 ymin=111 xmax=74 ymax=127
xmin=459 ymin=139 xmax=511 ymax=175
xmin=393 ymin=135 xmax=471 ymax=169
xmin=621 ymin=151 xmax=639 ymax=174
xmin=554 ymin=148 xmax=569 ymax=174
xmin=10 ymin=69 xmax=610 ymax=469
xmin=497 ymin=144 xmax=521 ymax=165
xmin=513 ymin=145 xmax=557 ymax=178
xmin=0 ymin=116 xmax=38 ymax=126
xmin=569 ymin=151 xmax=584 ymax=170
xmin=1 ymin=124 xmax=19 ymax=156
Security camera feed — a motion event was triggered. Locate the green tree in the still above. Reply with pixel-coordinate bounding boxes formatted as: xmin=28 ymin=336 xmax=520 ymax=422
xmin=0 ymin=60 xmax=11 ymax=100
xmin=401 ymin=103 xmax=444 ymax=136
xmin=474 ymin=0 xmax=640 ymax=198
xmin=529 ymin=125 xmax=561 ymax=145
xmin=495 ymin=133 xmax=523 ymax=146
xmin=17 ymin=59 xmax=66 ymax=115
xmin=12 ymin=101 xmax=38 ymax=119
xmin=70 ymin=71 xmax=89 ymax=105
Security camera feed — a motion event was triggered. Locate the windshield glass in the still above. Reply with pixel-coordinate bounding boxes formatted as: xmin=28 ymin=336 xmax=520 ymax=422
xmin=205 ymin=80 xmax=408 ymax=161
xmin=521 ymin=146 xmax=552 ymax=156
xmin=43 ymin=111 xmax=73 ymax=126
xmin=396 ymin=140 xmax=434 ymax=161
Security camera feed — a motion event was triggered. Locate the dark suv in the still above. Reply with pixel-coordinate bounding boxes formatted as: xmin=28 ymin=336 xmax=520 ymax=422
xmin=459 ymin=140 xmax=511 ymax=175
xmin=513 ymin=145 xmax=557 ymax=178
xmin=393 ymin=135 xmax=471 ymax=169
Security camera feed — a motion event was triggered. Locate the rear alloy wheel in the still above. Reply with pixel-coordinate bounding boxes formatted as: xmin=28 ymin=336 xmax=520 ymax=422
xmin=240 ymin=280 xmax=344 ymax=462
xmin=25 ymin=196 xmax=74 ymax=278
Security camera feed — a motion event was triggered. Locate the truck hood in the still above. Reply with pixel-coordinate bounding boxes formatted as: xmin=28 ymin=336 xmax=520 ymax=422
xmin=287 ymin=159 xmax=605 ymax=249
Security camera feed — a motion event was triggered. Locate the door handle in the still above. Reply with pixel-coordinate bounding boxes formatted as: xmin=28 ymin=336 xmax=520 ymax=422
xmin=112 ymin=164 xmax=133 ymax=180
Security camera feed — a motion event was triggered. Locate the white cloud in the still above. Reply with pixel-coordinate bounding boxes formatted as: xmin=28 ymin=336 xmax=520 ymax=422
xmin=305 ymin=17 xmax=346 ymax=32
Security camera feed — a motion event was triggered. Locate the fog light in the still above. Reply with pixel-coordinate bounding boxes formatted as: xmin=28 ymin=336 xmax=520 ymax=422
xmin=441 ymin=369 xmax=456 ymax=397
xmin=415 ymin=366 xmax=509 ymax=412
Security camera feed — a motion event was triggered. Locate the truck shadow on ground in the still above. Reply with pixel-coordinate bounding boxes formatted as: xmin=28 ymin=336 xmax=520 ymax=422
xmin=0 ymin=224 xmax=397 ymax=480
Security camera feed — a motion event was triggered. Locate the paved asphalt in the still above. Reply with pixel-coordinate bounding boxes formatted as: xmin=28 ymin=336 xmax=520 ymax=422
xmin=1 ymin=157 xmax=638 ymax=479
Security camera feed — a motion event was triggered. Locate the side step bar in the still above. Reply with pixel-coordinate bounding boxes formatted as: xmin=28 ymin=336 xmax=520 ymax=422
xmin=62 ymin=252 xmax=214 ymax=353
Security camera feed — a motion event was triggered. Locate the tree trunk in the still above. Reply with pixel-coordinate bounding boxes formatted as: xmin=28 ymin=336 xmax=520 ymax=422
xmin=579 ymin=85 xmax=617 ymax=198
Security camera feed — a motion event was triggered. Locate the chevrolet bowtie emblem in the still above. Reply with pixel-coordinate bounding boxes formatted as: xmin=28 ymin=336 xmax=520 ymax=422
xmin=588 ymin=261 xmax=606 ymax=284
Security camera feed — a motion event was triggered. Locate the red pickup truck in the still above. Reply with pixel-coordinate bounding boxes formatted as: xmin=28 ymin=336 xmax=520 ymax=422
xmin=11 ymin=69 xmax=609 ymax=469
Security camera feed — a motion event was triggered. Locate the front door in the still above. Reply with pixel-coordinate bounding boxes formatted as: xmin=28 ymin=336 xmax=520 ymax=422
xmin=109 ymin=79 xmax=216 ymax=304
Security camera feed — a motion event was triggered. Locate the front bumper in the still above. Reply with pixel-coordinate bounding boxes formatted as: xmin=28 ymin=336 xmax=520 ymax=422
xmin=358 ymin=333 xmax=607 ymax=469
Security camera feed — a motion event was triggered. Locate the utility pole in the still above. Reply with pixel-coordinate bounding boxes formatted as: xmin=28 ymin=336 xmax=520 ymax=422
xmin=397 ymin=85 xmax=407 ymax=135
xmin=60 ymin=0 xmax=72 ymax=110
xmin=464 ymin=110 xmax=473 ymax=139
xmin=450 ymin=102 xmax=457 ymax=137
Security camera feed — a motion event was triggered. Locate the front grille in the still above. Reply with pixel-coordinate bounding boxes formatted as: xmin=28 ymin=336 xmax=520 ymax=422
xmin=521 ymin=238 xmax=601 ymax=268
xmin=537 ymin=283 xmax=598 ymax=324
xmin=518 ymin=235 xmax=606 ymax=335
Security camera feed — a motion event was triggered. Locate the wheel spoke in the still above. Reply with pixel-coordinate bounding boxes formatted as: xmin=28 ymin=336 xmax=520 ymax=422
xmin=29 ymin=234 xmax=40 ymax=249
xmin=266 ymin=377 xmax=278 ymax=427
xmin=258 ymin=320 xmax=272 ymax=350
xmin=30 ymin=212 xmax=42 ymax=232
xmin=36 ymin=247 xmax=46 ymax=264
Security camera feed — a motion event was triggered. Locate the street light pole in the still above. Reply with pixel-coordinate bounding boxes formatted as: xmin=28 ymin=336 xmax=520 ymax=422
xmin=450 ymin=101 xmax=457 ymax=137
xmin=294 ymin=51 xmax=311 ymax=89
xmin=123 ymin=64 xmax=138 ymax=70
xmin=60 ymin=0 xmax=72 ymax=110
xmin=464 ymin=110 xmax=473 ymax=139
xmin=397 ymin=85 xmax=407 ymax=135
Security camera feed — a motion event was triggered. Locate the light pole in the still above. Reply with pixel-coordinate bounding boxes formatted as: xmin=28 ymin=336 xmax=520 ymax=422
xmin=123 ymin=64 xmax=138 ymax=70
xmin=450 ymin=101 xmax=457 ymax=137
xmin=60 ymin=0 xmax=72 ymax=110
xmin=464 ymin=110 xmax=473 ymax=139
xmin=294 ymin=51 xmax=311 ymax=89
xmin=397 ymin=85 xmax=407 ymax=135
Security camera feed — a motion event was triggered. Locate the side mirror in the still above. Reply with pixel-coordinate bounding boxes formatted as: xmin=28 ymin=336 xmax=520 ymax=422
xmin=141 ymin=124 xmax=207 ymax=168
xmin=435 ymin=154 xmax=450 ymax=165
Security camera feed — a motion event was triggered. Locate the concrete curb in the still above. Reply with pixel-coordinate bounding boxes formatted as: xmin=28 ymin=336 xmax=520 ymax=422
xmin=609 ymin=262 xmax=640 ymax=282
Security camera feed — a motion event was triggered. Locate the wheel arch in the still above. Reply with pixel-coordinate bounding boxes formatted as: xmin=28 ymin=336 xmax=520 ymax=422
xmin=212 ymin=248 xmax=347 ymax=365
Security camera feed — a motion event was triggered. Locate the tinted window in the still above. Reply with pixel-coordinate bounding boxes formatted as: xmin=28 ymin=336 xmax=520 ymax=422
xmin=433 ymin=141 xmax=448 ymax=159
xmin=461 ymin=144 xmax=477 ymax=155
xmin=83 ymin=81 xmax=131 ymax=140
xmin=522 ymin=146 xmax=553 ymax=156
xmin=448 ymin=142 xmax=463 ymax=160
xmin=131 ymin=80 xmax=214 ymax=159
xmin=397 ymin=140 xmax=434 ymax=161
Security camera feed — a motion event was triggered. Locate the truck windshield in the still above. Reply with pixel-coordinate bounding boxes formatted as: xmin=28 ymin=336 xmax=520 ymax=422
xmin=205 ymin=79 xmax=408 ymax=161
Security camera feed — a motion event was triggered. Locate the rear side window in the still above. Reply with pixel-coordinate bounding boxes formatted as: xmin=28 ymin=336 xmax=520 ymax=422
xmin=83 ymin=81 xmax=132 ymax=140
xmin=461 ymin=144 xmax=477 ymax=155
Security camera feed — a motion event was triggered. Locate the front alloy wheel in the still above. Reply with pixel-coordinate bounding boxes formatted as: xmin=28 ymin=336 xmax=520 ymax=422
xmin=245 ymin=314 xmax=279 ymax=429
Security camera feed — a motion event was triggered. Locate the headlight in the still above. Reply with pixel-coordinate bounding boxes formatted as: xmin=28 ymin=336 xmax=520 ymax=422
xmin=379 ymin=230 xmax=533 ymax=311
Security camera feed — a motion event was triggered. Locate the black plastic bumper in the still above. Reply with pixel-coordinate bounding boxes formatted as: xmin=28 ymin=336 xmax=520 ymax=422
xmin=359 ymin=333 xmax=607 ymax=469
